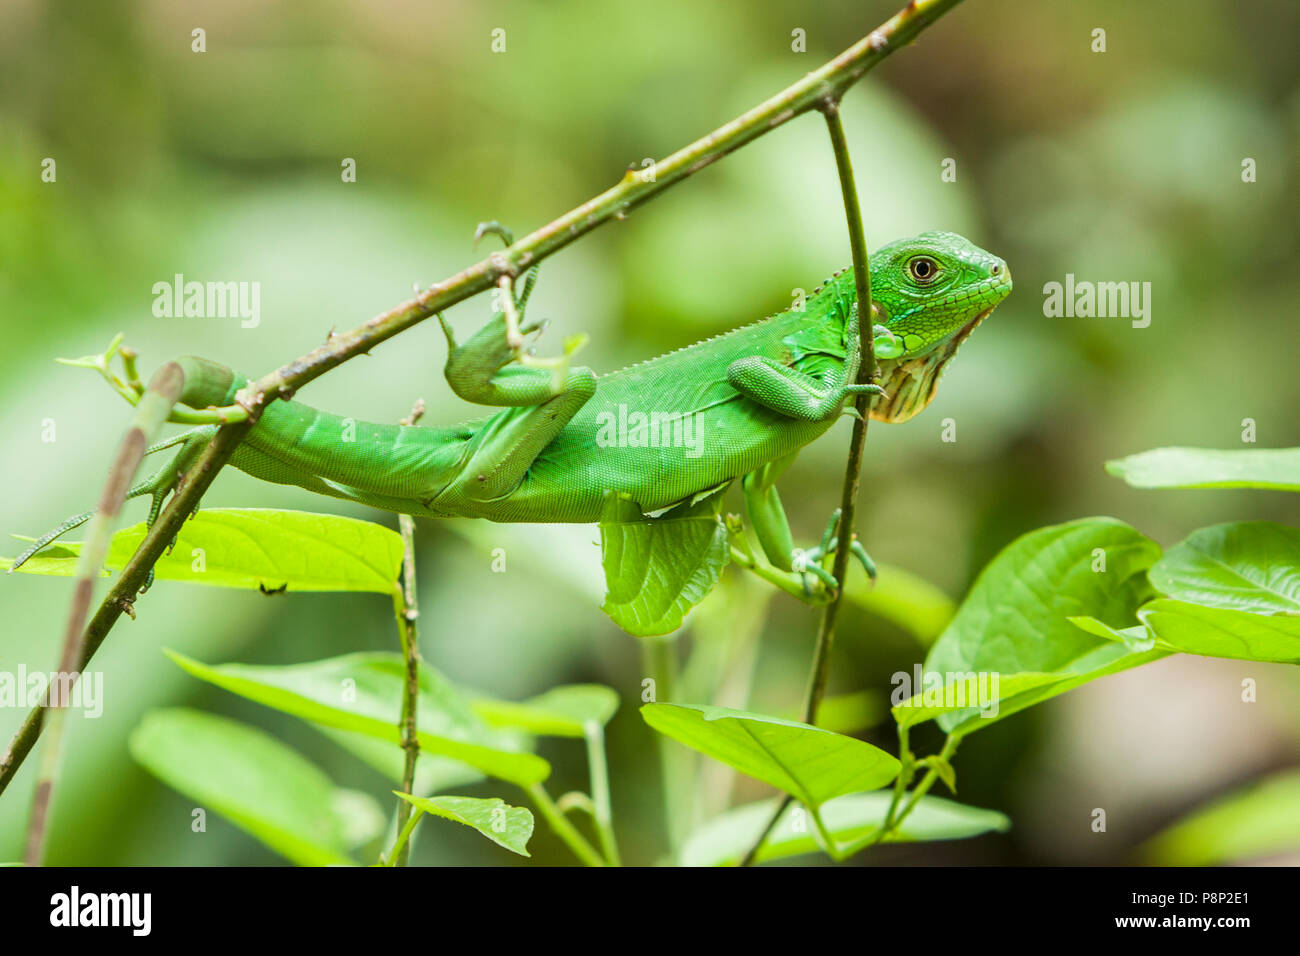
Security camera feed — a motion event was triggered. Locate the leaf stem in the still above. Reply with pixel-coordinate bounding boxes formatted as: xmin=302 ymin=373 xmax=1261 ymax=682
xmin=839 ymin=733 xmax=959 ymax=857
xmin=382 ymin=807 xmax=424 ymax=867
xmin=584 ymin=721 xmax=622 ymax=866
xmin=890 ymin=734 xmax=959 ymax=832
xmin=644 ymin=634 xmax=693 ymax=856
xmin=524 ymin=782 xmax=607 ymax=867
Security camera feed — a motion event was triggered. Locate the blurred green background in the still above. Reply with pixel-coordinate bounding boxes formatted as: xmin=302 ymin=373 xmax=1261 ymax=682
xmin=2 ymin=0 xmax=1299 ymax=865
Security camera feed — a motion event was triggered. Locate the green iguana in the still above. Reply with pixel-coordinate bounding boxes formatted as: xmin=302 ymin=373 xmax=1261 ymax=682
xmin=13 ymin=231 xmax=1010 ymax=597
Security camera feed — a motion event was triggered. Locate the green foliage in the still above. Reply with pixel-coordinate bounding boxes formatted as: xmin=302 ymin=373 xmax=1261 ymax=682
xmin=5 ymin=509 xmax=404 ymax=594
xmin=1068 ymin=521 xmax=1300 ymax=663
xmin=6 ymin=0 xmax=1300 ymax=870
xmin=1136 ymin=599 xmax=1300 ymax=663
xmin=680 ymin=792 xmax=1009 ymax=867
xmin=895 ymin=518 xmax=1163 ymax=735
xmin=1106 ymin=447 xmax=1300 ymax=491
xmin=641 ymin=703 xmax=900 ymax=808
xmin=129 ymin=708 xmax=384 ymax=867
xmin=393 ymin=794 xmax=534 ymax=858
xmin=1149 ymin=521 xmax=1300 ymax=615
xmin=1141 ymin=771 xmax=1300 ymax=865
xmin=599 ymin=490 xmax=730 ymax=636
xmin=164 ymin=650 xmax=549 ymax=786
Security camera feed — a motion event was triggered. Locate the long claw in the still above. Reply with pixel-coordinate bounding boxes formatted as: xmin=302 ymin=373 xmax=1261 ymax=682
xmin=819 ymin=509 xmax=841 ymax=554
xmin=437 ymin=313 xmax=458 ymax=351
xmin=474 ymin=221 xmax=514 ymax=248
xmin=850 ymin=539 xmax=878 ymax=582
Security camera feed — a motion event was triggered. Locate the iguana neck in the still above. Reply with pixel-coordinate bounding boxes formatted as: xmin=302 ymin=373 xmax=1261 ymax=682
xmin=869 ymin=303 xmax=992 ymax=423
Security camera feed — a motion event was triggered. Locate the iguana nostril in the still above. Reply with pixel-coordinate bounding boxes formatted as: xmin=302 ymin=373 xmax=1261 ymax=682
xmin=991 ymin=264 xmax=1001 ymax=275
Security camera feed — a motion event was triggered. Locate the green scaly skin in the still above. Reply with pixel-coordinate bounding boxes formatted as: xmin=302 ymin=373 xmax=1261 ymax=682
xmin=13 ymin=231 xmax=1010 ymax=591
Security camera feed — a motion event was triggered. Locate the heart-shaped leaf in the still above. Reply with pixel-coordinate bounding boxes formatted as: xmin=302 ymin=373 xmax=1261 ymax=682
xmin=910 ymin=517 xmax=1163 ymax=733
xmin=393 ymin=793 xmax=534 ymax=857
xmin=600 ymin=490 xmax=730 ymax=636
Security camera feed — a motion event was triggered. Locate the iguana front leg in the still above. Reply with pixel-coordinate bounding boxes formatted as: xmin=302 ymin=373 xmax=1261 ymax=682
xmin=726 ymin=357 xmax=883 ymax=422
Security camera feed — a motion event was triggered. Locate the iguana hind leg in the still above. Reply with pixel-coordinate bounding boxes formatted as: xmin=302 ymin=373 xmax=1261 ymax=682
xmin=9 ymin=426 xmax=214 ymax=576
xmin=438 ymin=299 xmax=597 ymax=503
xmin=742 ymin=459 xmax=876 ymax=599
xmin=742 ymin=453 xmax=799 ymax=571
xmin=449 ymin=367 xmax=597 ymax=502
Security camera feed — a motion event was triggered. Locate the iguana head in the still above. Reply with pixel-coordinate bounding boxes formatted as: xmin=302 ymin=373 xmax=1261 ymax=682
xmin=867 ymin=231 xmax=1011 ymax=423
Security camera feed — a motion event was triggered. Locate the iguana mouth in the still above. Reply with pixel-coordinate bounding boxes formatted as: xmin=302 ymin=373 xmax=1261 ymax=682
xmin=868 ymin=305 xmax=994 ymax=424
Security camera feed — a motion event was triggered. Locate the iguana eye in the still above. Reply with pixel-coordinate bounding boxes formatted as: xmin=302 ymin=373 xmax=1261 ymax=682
xmin=908 ymin=256 xmax=939 ymax=283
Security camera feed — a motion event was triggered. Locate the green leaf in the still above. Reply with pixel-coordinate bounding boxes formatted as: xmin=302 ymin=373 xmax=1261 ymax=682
xmin=680 ymin=792 xmax=1010 ymax=866
xmin=5 ymin=509 xmax=404 ymax=594
xmin=909 ymin=517 xmax=1164 ymax=734
xmin=1149 ymin=521 xmax=1300 ymax=615
xmin=599 ymin=490 xmax=730 ymax=636
xmin=1068 ymin=615 xmax=1155 ymax=652
xmin=165 ymin=650 xmax=550 ymax=786
xmin=394 ymin=793 xmax=534 ymax=857
xmin=641 ymin=703 xmax=900 ymax=808
xmin=472 ymin=684 xmax=620 ymax=738
xmin=129 ymin=708 xmax=383 ymax=866
xmin=892 ymin=667 xmax=1124 ymax=731
xmin=1106 ymin=447 xmax=1300 ymax=492
xmin=1136 ymin=599 xmax=1300 ymax=663
xmin=916 ymin=755 xmax=957 ymax=794
xmin=1143 ymin=771 xmax=1300 ymax=865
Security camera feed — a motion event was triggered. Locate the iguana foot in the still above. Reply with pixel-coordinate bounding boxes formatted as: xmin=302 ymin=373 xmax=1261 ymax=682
xmin=56 ymin=333 xmax=146 ymax=407
xmin=793 ymin=508 xmax=877 ymax=596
